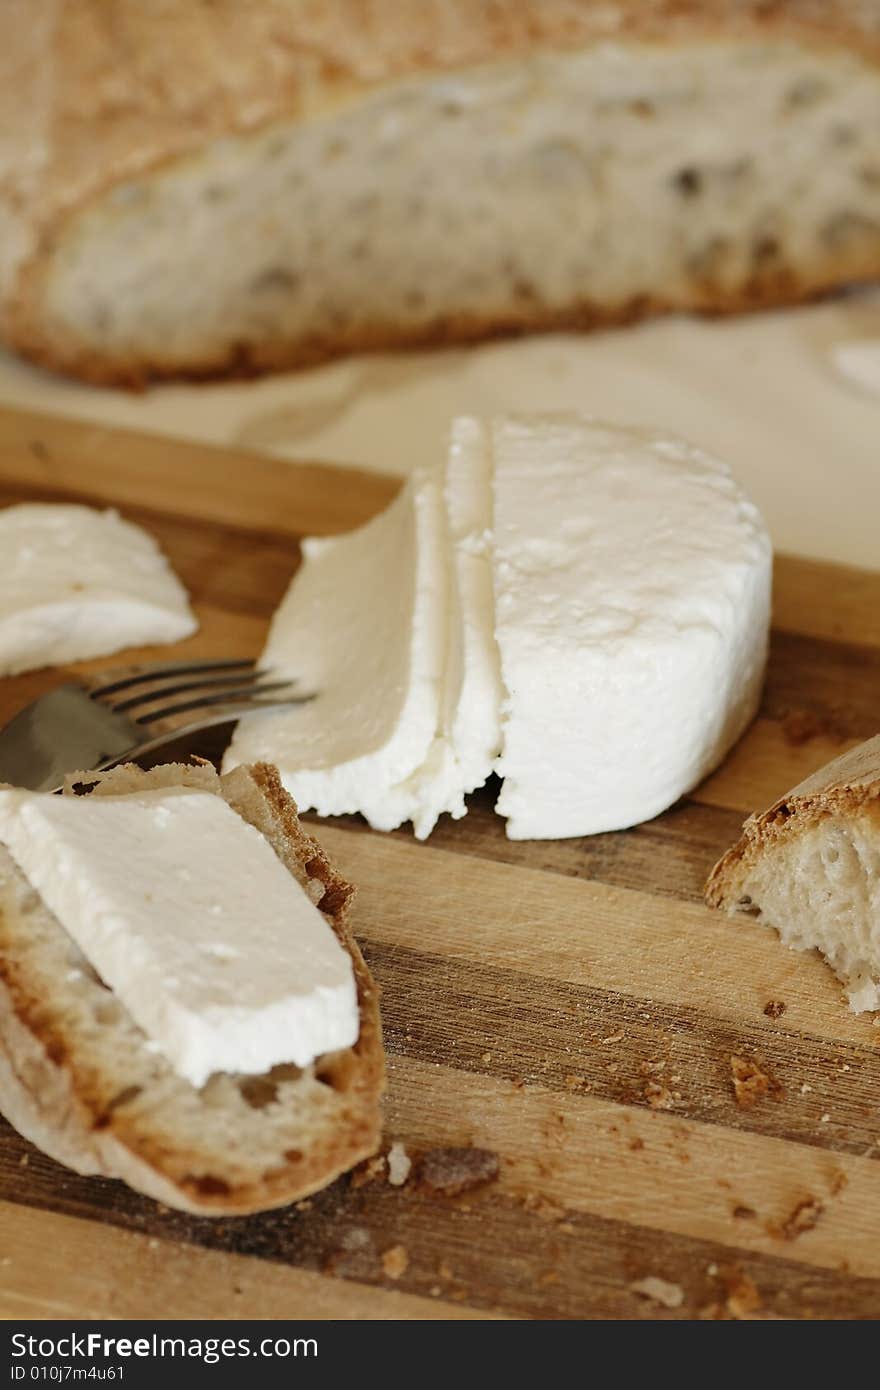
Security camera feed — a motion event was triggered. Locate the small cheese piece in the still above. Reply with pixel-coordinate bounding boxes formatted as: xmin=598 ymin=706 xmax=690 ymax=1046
xmin=361 ymin=418 xmax=503 ymax=838
xmin=491 ymin=416 xmax=771 ymax=840
xmin=0 ymin=787 xmax=358 ymax=1085
xmin=0 ymin=503 xmax=197 ymax=675
xmin=225 ymin=465 xmax=448 ymax=830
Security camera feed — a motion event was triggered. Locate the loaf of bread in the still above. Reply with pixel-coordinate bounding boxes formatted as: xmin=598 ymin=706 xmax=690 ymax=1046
xmin=706 ymin=735 xmax=880 ymax=1013
xmin=0 ymin=759 xmax=384 ymax=1214
xmin=2 ymin=1 xmax=880 ymax=385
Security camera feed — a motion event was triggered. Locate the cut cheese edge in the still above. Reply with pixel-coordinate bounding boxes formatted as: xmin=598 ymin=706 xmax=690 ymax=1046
xmin=491 ymin=416 xmax=772 ymax=839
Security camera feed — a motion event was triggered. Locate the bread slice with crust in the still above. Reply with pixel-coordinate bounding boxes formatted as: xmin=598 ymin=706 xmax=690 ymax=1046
xmin=3 ymin=2 xmax=880 ymax=385
xmin=706 ymin=735 xmax=880 ymax=1013
xmin=0 ymin=759 xmax=384 ymax=1214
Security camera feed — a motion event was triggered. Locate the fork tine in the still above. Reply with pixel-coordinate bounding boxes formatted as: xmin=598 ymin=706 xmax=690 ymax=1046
xmin=89 ymin=658 xmax=258 ymax=700
xmin=108 ymin=668 xmax=288 ymax=714
xmin=134 ymin=680 xmax=307 ymax=726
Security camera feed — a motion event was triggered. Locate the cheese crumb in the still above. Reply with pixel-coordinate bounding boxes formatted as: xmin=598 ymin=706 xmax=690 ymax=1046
xmin=387 ymin=1142 xmax=412 ymax=1187
xmin=631 ymin=1276 xmax=685 ymax=1309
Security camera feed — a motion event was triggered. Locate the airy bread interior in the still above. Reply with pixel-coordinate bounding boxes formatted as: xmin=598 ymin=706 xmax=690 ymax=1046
xmin=0 ymin=760 xmax=384 ymax=1215
xmin=706 ymin=738 xmax=880 ymax=1013
xmin=18 ymin=38 xmax=880 ymax=382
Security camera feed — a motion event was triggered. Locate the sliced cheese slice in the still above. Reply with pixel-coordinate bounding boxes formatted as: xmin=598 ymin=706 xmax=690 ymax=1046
xmin=224 ymin=464 xmax=448 ymax=827
xmin=491 ymin=415 xmax=772 ymax=839
xmin=363 ymin=417 xmax=503 ymax=838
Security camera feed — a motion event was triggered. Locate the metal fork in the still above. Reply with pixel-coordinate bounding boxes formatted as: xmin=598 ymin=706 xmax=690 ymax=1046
xmin=0 ymin=658 xmax=309 ymax=792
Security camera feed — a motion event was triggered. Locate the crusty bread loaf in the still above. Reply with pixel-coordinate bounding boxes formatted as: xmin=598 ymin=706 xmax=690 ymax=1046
xmin=3 ymin=1 xmax=880 ymax=385
xmin=706 ymin=735 xmax=880 ymax=1013
xmin=0 ymin=759 xmax=384 ymax=1214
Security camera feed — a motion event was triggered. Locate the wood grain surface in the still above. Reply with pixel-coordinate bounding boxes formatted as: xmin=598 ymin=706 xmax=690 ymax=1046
xmin=0 ymin=404 xmax=877 ymax=1322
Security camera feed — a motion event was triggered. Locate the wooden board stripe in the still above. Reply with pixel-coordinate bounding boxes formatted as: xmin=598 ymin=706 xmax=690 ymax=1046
xmin=3 ymin=1072 xmax=879 ymax=1316
xmin=0 ymin=407 xmax=398 ymax=537
xmin=772 ymin=554 xmax=880 ymax=652
xmin=0 ymin=1200 xmax=487 ymax=1321
xmin=6 ymin=1112 xmax=878 ymax=1317
xmin=381 ymin=1060 xmax=880 ymax=1281
xmin=364 ymin=941 xmax=880 ymax=1163
xmin=308 ymin=788 xmax=745 ymax=907
xmin=318 ymin=824 xmax=878 ymax=1050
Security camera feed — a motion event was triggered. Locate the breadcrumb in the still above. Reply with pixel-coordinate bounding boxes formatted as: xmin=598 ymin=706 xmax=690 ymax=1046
xmin=381 ymin=1245 xmax=409 ymax=1280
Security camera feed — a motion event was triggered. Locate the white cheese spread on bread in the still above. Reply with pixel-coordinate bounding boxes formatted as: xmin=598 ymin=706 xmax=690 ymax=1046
xmin=492 ymin=416 xmax=771 ymax=838
xmin=0 ymin=503 xmax=196 ymax=675
xmin=0 ymin=787 xmax=358 ymax=1085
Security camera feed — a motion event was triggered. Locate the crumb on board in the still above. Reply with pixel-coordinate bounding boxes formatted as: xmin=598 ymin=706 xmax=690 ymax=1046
xmin=781 ymin=709 xmax=840 ymax=747
xmin=630 ymin=1276 xmax=685 ymax=1309
xmin=521 ymin=1192 xmax=568 ymax=1223
xmin=780 ymin=1196 xmax=824 ymax=1240
xmin=563 ymin=1074 xmax=592 ymax=1092
xmin=340 ymin=1227 xmax=371 ymax=1253
xmin=416 ymin=1146 xmax=500 ymax=1197
xmin=386 ymin=1142 xmax=411 ymax=1187
xmin=350 ymin=1153 xmax=386 ymax=1189
xmin=643 ymin=1081 xmax=675 ymax=1110
xmin=721 ymin=1270 xmax=762 ymax=1319
xmin=699 ymin=1267 xmax=763 ymax=1320
xmin=763 ymin=1000 xmax=787 ymax=1019
xmin=381 ymin=1245 xmax=409 ymax=1280
xmin=730 ymin=1054 xmax=782 ymax=1108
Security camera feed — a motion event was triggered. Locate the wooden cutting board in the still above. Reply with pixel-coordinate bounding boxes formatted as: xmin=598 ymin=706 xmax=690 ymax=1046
xmin=0 ymin=403 xmax=878 ymax=1322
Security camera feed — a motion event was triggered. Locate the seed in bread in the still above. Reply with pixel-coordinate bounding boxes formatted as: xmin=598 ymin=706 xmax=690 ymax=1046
xmin=706 ymin=735 xmax=880 ymax=1012
xmin=0 ymin=761 xmax=384 ymax=1215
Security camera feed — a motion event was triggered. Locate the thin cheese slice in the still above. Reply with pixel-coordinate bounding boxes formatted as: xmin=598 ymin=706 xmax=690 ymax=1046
xmin=362 ymin=418 xmax=503 ymax=838
xmin=225 ymin=464 xmax=448 ymax=828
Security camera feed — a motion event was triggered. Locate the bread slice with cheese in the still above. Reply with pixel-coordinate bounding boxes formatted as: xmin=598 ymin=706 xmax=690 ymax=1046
xmin=3 ymin=2 xmax=880 ymax=385
xmin=706 ymin=735 xmax=880 ymax=1012
xmin=0 ymin=760 xmax=384 ymax=1215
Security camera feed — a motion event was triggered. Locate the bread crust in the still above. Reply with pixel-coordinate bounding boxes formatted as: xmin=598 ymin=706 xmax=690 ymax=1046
xmin=706 ymin=734 xmax=880 ymax=909
xmin=0 ymin=760 xmax=385 ymax=1215
xmin=10 ymin=243 xmax=880 ymax=391
xmin=3 ymin=1 xmax=880 ymax=384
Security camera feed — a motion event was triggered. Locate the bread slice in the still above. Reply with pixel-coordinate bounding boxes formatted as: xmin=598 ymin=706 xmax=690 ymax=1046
xmin=0 ymin=760 xmax=384 ymax=1214
xmin=3 ymin=3 xmax=880 ymax=385
xmin=706 ymin=735 xmax=880 ymax=1012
